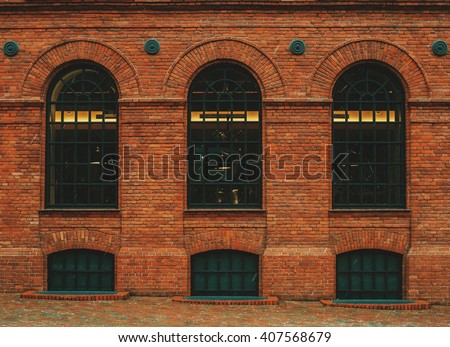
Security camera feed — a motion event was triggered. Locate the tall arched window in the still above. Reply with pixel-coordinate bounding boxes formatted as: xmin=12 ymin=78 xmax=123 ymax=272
xmin=46 ymin=64 xmax=118 ymax=208
xmin=332 ymin=64 xmax=405 ymax=208
xmin=188 ymin=63 xmax=262 ymax=208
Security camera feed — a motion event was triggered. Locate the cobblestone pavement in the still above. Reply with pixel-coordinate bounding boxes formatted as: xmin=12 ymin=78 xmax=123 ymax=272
xmin=0 ymin=295 xmax=449 ymax=327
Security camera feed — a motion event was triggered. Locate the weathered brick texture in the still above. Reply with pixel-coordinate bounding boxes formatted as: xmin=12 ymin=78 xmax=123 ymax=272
xmin=0 ymin=1 xmax=448 ymax=303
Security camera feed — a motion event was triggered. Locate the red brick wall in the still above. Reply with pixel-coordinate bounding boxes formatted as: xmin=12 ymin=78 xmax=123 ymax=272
xmin=0 ymin=2 xmax=449 ymax=303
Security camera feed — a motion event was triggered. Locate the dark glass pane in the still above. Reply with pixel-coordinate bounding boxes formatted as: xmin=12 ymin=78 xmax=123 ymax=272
xmin=89 ymin=273 xmax=100 ymax=290
xmin=350 ymin=255 xmax=361 ymax=271
xmin=390 ymin=186 xmax=402 ymax=205
xmin=376 ymin=123 xmax=388 ymax=141
xmin=376 ymin=165 xmax=388 ymax=183
xmin=347 ymin=164 xmax=360 ymax=183
xmin=90 ymin=185 xmax=102 ymax=204
xmin=362 ymin=273 xmax=373 ymax=291
xmin=362 ymin=164 xmax=375 ymax=183
xmin=100 ymin=273 xmax=114 ymax=291
xmin=64 ymin=273 xmax=75 ymax=290
xmin=347 ymin=124 xmax=360 ymax=141
xmin=389 ymin=165 xmax=402 ymax=183
xmin=49 ymin=274 xmax=64 ymax=291
xmin=247 ymin=184 xmax=259 ymax=204
xmin=387 ymin=273 xmax=401 ymax=291
xmin=190 ymin=185 xmax=203 ymax=204
xmin=77 ymin=273 xmax=88 ymax=290
xmin=361 ymin=123 xmax=375 ymax=141
xmin=362 ymin=186 xmax=375 ymax=204
xmin=333 ymin=185 xmax=346 ymax=205
xmin=390 ymin=144 xmax=402 ymax=162
xmin=376 ymin=185 xmax=389 ymax=204
xmin=333 ymin=123 xmax=346 ymax=142
xmin=376 ymin=144 xmax=388 ymax=162
xmin=337 ymin=274 xmax=349 ymax=291
xmin=348 ymin=185 xmax=360 ymax=205
xmin=351 ymin=274 xmax=361 ymax=291
xmin=62 ymin=185 xmax=75 ymax=204
xmin=76 ymin=144 xmax=89 ymax=163
xmin=103 ymin=185 xmax=117 ymax=205
xmin=76 ymin=185 xmax=89 ymax=205
xmin=77 ymin=252 xmax=88 ymax=271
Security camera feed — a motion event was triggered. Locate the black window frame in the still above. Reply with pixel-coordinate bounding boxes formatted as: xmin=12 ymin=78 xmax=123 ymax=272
xmin=47 ymin=249 xmax=115 ymax=292
xmin=332 ymin=64 xmax=406 ymax=209
xmin=336 ymin=249 xmax=403 ymax=300
xmin=191 ymin=249 xmax=259 ymax=296
xmin=187 ymin=63 xmax=262 ymax=209
xmin=45 ymin=63 xmax=119 ymax=208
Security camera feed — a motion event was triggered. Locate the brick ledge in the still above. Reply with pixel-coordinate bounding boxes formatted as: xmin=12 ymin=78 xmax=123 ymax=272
xmin=172 ymin=296 xmax=279 ymax=305
xmin=320 ymin=299 xmax=430 ymax=310
xmin=20 ymin=291 xmax=129 ymax=301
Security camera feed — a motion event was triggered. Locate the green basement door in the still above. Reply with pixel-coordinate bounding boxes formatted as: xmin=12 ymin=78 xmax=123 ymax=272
xmin=336 ymin=249 xmax=402 ymax=300
xmin=48 ymin=249 xmax=114 ymax=291
xmin=191 ymin=250 xmax=259 ymax=296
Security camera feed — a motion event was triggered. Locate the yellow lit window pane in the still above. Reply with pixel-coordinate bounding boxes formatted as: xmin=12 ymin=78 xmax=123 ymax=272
xmin=190 ymin=111 xmax=259 ymax=122
xmin=333 ymin=110 xmax=396 ymax=123
xmin=52 ymin=111 xmax=117 ymax=123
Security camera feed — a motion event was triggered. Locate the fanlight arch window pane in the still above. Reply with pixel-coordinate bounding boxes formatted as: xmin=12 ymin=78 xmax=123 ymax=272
xmin=332 ymin=64 xmax=405 ymax=208
xmin=46 ymin=64 xmax=118 ymax=208
xmin=188 ymin=63 xmax=262 ymax=208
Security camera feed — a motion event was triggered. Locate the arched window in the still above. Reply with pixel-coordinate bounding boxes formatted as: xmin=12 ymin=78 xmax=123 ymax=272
xmin=191 ymin=250 xmax=259 ymax=296
xmin=48 ymin=249 xmax=114 ymax=291
xmin=46 ymin=64 xmax=118 ymax=208
xmin=336 ymin=249 xmax=402 ymax=300
xmin=332 ymin=64 xmax=405 ymax=208
xmin=188 ymin=63 xmax=262 ymax=208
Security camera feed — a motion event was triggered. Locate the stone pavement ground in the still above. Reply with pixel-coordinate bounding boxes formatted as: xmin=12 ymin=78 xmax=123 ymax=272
xmin=0 ymin=294 xmax=449 ymax=327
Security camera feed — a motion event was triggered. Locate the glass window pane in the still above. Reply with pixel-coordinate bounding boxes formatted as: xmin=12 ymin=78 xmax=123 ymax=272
xmin=191 ymin=250 xmax=258 ymax=296
xmin=336 ymin=250 xmax=402 ymax=300
xmin=332 ymin=64 xmax=405 ymax=209
xmin=48 ymin=250 xmax=114 ymax=291
xmin=188 ymin=64 xmax=261 ymax=208
xmin=46 ymin=65 xmax=118 ymax=208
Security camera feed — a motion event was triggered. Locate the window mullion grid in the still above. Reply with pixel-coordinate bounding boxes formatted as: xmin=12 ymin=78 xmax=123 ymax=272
xmin=358 ymin=102 xmax=363 ymax=206
xmin=344 ymin=100 xmax=350 ymax=206
xmin=372 ymin=101 xmax=377 ymax=206
xmin=99 ymin=98 xmax=105 ymax=206
xmin=387 ymin=98 xmax=392 ymax=206
xmin=74 ymin=97 xmax=79 ymax=205
xmin=60 ymin=99 xmax=66 ymax=205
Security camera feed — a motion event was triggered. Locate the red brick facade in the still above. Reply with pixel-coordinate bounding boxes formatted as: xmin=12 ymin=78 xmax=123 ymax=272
xmin=0 ymin=1 xmax=449 ymax=304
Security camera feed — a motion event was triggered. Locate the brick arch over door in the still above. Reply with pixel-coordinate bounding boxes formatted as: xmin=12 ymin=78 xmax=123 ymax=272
xmin=184 ymin=230 xmax=264 ymax=256
xmin=332 ymin=230 xmax=409 ymax=255
xmin=308 ymin=39 xmax=430 ymax=101
xmin=21 ymin=39 xmax=142 ymax=99
xmin=163 ymin=38 xmax=285 ymax=100
xmin=41 ymin=230 xmax=121 ymax=256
